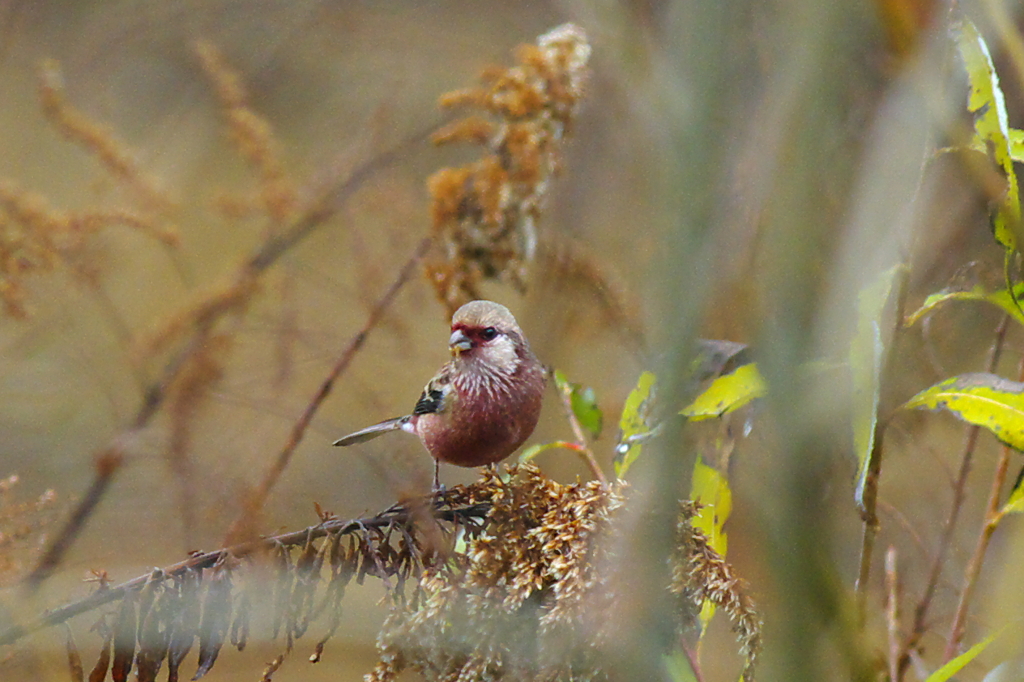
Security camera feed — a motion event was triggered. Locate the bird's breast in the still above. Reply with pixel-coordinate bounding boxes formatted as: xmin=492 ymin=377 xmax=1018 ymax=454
xmin=416 ymin=370 xmax=544 ymax=467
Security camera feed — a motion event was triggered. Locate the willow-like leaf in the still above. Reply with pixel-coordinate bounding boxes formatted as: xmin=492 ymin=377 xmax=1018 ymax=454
xmin=680 ymin=363 xmax=766 ymax=421
xmin=852 ymin=266 xmax=901 ymax=507
xmin=110 ymin=594 xmax=137 ymax=682
xmin=613 ymin=371 xmax=657 ymax=479
xmin=166 ymin=569 xmax=201 ymax=682
xmin=967 ymin=127 xmax=1024 ymax=163
xmin=662 ymin=650 xmax=698 ymax=682
xmin=689 ymin=456 xmax=732 ymax=634
xmin=905 ymin=283 xmax=1024 ymax=328
xmin=924 ymin=630 xmax=1000 ymax=682
xmin=1002 ymin=482 xmax=1024 ymax=515
xmin=194 ymin=571 xmax=233 ymax=680
xmin=88 ymin=632 xmax=112 ymax=682
xmin=902 ymin=373 xmax=1024 ymax=450
xmin=553 ymin=369 xmax=603 ymax=439
xmin=65 ymin=627 xmax=84 ymax=682
xmin=519 ymin=441 xmax=581 ymax=463
xmin=957 ymin=20 xmax=1023 ymax=257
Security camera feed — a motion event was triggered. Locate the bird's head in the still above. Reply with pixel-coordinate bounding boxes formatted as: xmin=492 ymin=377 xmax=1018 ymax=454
xmin=448 ymin=300 xmax=529 ymax=375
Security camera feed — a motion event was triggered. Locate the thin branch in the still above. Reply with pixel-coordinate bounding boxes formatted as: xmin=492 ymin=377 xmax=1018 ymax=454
xmin=898 ymin=312 xmax=1009 ymax=675
xmin=23 ymin=448 xmax=123 ymax=589
xmin=855 ymin=420 xmax=886 ymax=617
xmin=942 ymin=351 xmax=1024 ymax=660
xmin=943 ymin=438 xmax=1013 ymax=660
xmin=1 ymin=499 xmax=491 ymax=648
xmin=885 ymin=546 xmax=901 ymax=682
xmin=23 ymin=119 xmax=447 ymax=591
xmin=855 ymin=263 xmax=911 ymax=618
xmin=223 ymin=234 xmax=434 ymax=545
xmin=552 ymin=372 xmax=607 ymax=485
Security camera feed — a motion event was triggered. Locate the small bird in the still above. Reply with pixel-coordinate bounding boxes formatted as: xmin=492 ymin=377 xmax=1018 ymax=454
xmin=334 ymin=300 xmax=546 ymax=488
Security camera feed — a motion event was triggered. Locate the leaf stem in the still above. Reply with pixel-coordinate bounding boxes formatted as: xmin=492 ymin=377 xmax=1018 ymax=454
xmin=554 ymin=376 xmax=607 ymax=485
xmin=942 ymin=348 xmax=1023 ymax=660
xmin=900 ymin=313 xmax=1008 ymax=675
xmin=222 ymin=234 xmax=434 ymax=545
xmin=885 ymin=546 xmax=901 ymax=682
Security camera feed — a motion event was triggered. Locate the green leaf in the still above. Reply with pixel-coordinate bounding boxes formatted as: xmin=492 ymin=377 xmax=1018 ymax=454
xmin=613 ymin=371 xmax=657 ymax=479
xmin=1001 ymin=481 xmax=1024 ymax=515
xmin=852 ymin=266 xmax=902 ymax=507
xmin=1011 ymin=127 xmax=1024 ymax=163
xmin=571 ymin=386 xmax=602 ymax=438
xmin=905 ymin=283 xmax=1024 ymax=328
xmin=553 ymin=370 xmax=603 ymax=439
xmin=957 ymin=20 xmax=1023 ymax=255
xmin=680 ymin=364 xmax=766 ymax=421
xmin=968 ymin=127 xmax=1024 ymax=163
xmin=690 ymin=456 xmax=732 ymax=634
xmin=662 ymin=651 xmax=698 ymax=682
xmin=518 ymin=441 xmax=579 ymax=464
xmin=902 ymin=373 xmax=1024 ymax=450
xmin=924 ymin=631 xmax=1000 ymax=682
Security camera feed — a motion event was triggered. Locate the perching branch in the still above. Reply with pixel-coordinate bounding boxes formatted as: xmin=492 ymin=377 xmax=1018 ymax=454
xmin=3 ymin=498 xmax=490 ymax=648
xmin=24 ymin=119 xmax=448 ymax=591
xmin=222 ymin=233 xmax=435 ymax=545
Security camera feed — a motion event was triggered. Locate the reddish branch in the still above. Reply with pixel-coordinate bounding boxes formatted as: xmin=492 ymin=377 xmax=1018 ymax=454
xmin=2 ymin=499 xmax=490 ymax=647
xmin=897 ymin=313 xmax=1009 ymax=676
xmin=942 ymin=348 xmax=1024 ymax=660
xmin=223 ymin=234 xmax=434 ymax=545
xmin=23 ymin=120 xmax=447 ymax=591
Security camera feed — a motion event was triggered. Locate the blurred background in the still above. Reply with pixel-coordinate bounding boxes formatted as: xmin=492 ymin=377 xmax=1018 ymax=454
xmin=1 ymin=0 xmax=1023 ymax=680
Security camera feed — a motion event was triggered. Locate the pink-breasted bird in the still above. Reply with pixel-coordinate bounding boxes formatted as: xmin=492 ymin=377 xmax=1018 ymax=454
xmin=333 ymin=300 xmax=546 ymax=488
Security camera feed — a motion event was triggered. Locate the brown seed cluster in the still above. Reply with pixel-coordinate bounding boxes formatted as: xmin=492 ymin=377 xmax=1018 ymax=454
xmin=195 ymin=42 xmax=297 ymax=225
xmin=425 ymin=24 xmax=590 ymax=314
xmin=0 ymin=474 xmax=58 ymax=586
xmin=0 ymin=62 xmax=178 ymax=318
xmin=368 ymin=465 xmax=623 ymax=682
xmin=673 ymin=502 xmax=762 ymax=682
xmin=368 ymin=466 xmax=761 ymax=682
xmin=16 ymin=465 xmax=758 ymax=681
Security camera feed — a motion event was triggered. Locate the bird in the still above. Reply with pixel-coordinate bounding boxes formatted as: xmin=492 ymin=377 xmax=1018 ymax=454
xmin=334 ymin=300 xmax=547 ymax=489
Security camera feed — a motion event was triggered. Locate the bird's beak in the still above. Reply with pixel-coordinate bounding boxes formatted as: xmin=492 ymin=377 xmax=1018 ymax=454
xmin=449 ymin=329 xmax=472 ymax=356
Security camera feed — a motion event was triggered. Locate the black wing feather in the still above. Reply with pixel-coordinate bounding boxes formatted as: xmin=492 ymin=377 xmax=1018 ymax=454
xmin=413 ymin=388 xmax=445 ymax=415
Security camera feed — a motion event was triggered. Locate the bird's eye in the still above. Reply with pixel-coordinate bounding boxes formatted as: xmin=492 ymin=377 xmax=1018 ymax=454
xmin=480 ymin=327 xmax=498 ymax=341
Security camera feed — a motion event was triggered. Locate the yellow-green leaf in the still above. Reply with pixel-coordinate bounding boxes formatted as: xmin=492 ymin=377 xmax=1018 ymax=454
xmin=968 ymin=127 xmax=1024 ymax=163
xmin=1008 ymin=127 xmax=1024 ymax=163
xmin=1002 ymin=483 xmax=1024 ymax=515
xmin=690 ymin=456 xmax=732 ymax=634
xmin=905 ymin=283 xmax=1024 ymax=328
xmin=519 ymin=441 xmax=578 ymax=464
xmin=662 ymin=650 xmax=698 ymax=682
xmin=925 ymin=630 xmax=1001 ymax=682
xmin=957 ymin=20 xmax=1023 ymax=254
xmin=680 ymin=364 xmax=766 ymax=421
xmin=902 ymin=373 xmax=1024 ymax=450
xmin=852 ymin=266 xmax=901 ymax=507
xmin=554 ymin=370 xmax=603 ymax=439
xmin=614 ymin=371 xmax=657 ymax=479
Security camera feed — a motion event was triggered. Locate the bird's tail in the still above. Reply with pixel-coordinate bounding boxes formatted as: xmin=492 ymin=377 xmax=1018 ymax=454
xmin=332 ymin=416 xmax=408 ymax=446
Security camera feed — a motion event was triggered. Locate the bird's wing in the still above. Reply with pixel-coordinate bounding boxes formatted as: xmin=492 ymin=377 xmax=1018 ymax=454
xmin=412 ymin=365 xmax=455 ymax=416
xmin=413 ymin=387 xmax=445 ymax=415
xmin=333 ymin=417 xmax=407 ymax=446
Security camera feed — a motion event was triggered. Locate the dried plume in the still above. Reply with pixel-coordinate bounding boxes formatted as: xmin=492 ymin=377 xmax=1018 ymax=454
xmin=0 ymin=60 xmax=178 ymax=319
xmin=673 ymin=502 xmax=762 ymax=682
xmin=0 ymin=474 xmax=58 ymax=587
xmin=426 ymin=24 xmax=590 ymax=314
xmin=7 ymin=465 xmax=759 ymax=682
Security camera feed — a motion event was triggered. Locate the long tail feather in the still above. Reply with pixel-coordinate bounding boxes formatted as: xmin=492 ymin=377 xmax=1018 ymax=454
xmin=333 ymin=417 xmax=407 ymax=446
